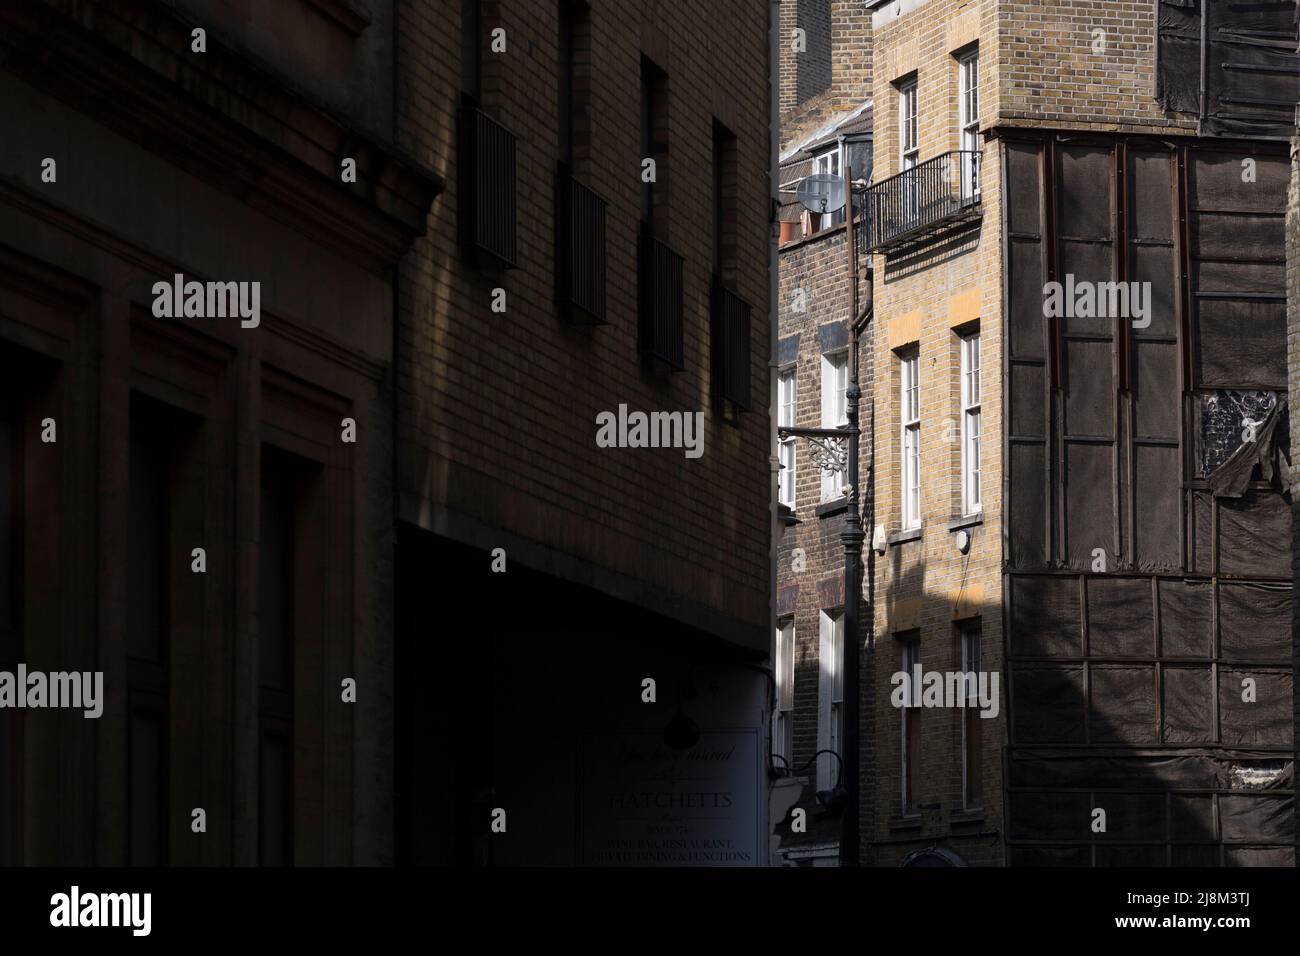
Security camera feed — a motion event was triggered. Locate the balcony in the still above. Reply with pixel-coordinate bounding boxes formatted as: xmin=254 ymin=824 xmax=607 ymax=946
xmin=712 ymin=277 xmax=752 ymax=410
xmin=555 ymin=164 xmax=607 ymax=323
xmin=865 ymin=150 xmax=981 ymax=255
xmin=638 ymin=225 xmax=684 ymax=369
xmin=459 ymin=96 xmax=517 ymax=268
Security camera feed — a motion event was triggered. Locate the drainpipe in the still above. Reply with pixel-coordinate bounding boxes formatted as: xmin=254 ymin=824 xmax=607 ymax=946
xmin=768 ymin=0 xmax=781 ymax=861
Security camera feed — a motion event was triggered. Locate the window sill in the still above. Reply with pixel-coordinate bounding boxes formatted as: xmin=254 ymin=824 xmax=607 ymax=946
xmin=888 ymin=814 xmax=923 ymax=831
xmin=815 ymin=497 xmax=848 ymax=519
xmin=888 ymin=526 xmax=922 ymax=546
xmin=950 ymin=807 xmax=985 ymax=825
xmin=947 ymin=513 xmax=983 ymax=532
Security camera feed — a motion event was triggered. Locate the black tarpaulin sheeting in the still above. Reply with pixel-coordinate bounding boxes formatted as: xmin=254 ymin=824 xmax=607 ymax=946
xmin=1219 ymin=794 xmax=1294 ymax=842
xmin=1162 ymin=666 xmax=1213 ymax=742
xmin=1094 ymin=792 xmax=1168 ymax=839
xmin=1218 ymin=583 xmax=1290 ymax=660
xmin=1010 ymin=575 xmax=1080 ymax=657
xmin=1002 ymin=132 xmax=1294 ymax=864
xmin=1156 ymin=0 xmax=1202 ymax=114
xmin=1090 ymin=666 xmax=1158 ymax=744
xmin=1170 ymin=793 xmax=1215 ymax=839
xmin=1224 ymin=846 xmax=1297 ymax=865
xmin=1009 ymin=846 xmax=1092 ymax=866
xmin=1087 ymin=578 xmax=1152 ymax=658
xmin=1011 ymin=666 xmax=1085 ymax=744
xmin=1217 ymin=490 xmax=1291 ymax=578
xmin=1007 ymin=750 xmax=1290 ymax=791
xmin=1171 ymin=845 xmax=1222 ymax=865
xmin=1193 ymin=301 xmax=1287 ymax=389
xmin=1157 ymin=0 xmax=1300 ymax=139
xmin=1008 ymin=791 xmax=1091 ymax=840
xmin=1006 ymin=787 xmax=1294 ymax=848
xmin=1094 ymin=846 xmax=1165 ymax=866
xmin=1219 ymin=668 xmax=1293 ymax=747
xmin=1204 ymin=1 xmax=1300 ymax=139
xmin=1157 ymin=579 xmax=1212 ymax=657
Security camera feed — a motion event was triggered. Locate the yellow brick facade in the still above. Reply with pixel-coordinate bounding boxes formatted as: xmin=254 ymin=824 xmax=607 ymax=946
xmin=867 ymin=0 xmax=1005 ymax=866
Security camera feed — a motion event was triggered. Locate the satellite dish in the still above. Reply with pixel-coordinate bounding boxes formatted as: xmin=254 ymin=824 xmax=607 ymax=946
xmin=795 ymin=174 xmax=845 ymax=215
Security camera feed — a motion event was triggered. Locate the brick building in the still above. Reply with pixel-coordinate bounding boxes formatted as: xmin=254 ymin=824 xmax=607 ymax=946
xmin=865 ymin=0 xmax=1297 ymax=866
xmin=0 ymin=0 xmax=436 ymax=864
xmin=1 ymin=0 xmax=776 ymax=868
xmin=771 ymin=0 xmax=873 ymax=865
xmin=391 ymin=1 xmax=776 ymax=865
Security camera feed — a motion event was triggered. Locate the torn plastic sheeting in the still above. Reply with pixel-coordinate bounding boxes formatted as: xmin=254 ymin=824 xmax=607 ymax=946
xmin=1201 ymin=391 xmax=1285 ymax=495
xmin=1229 ymin=759 xmax=1291 ymax=791
xmin=1006 ymin=750 xmax=1292 ymax=790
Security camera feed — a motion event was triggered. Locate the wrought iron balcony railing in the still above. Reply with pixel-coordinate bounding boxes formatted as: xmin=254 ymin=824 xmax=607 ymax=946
xmin=711 ymin=276 xmax=752 ymax=410
xmin=638 ymin=225 xmax=684 ymax=369
xmin=555 ymin=163 xmax=607 ymax=323
xmin=865 ymin=150 xmax=981 ymax=255
xmin=459 ymin=96 xmax=518 ymax=267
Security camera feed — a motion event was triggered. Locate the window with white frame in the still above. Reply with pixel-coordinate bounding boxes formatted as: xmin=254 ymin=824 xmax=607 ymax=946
xmin=900 ymin=633 xmax=921 ymax=814
xmin=820 ymin=350 xmax=848 ymax=501
xmin=960 ymin=332 xmax=981 ymax=515
xmin=900 ymin=350 xmax=921 ymax=529
xmin=958 ymin=50 xmax=980 ymax=199
xmin=778 ymin=368 xmax=797 ymax=508
xmin=812 ymin=145 xmax=843 ymax=231
xmin=774 ymin=619 xmax=795 ymax=771
xmin=898 ymin=78 xmax=918 ymax=220
xmin=959 ymin=621 xmax=983 ymax=809
xmin=818 ymin=609 xmax=844 ymax=793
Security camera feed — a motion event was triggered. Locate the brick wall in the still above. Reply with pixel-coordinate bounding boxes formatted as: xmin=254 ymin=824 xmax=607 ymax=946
xmin=774 ymin=221 xmax=873 ymax=858
xmin=394 ymin=0 xmax=774 ymax=644
xmin=781 ymin=0 xmax=834 ymax=115
xmin=780 ymin=0 xmax=872 ymax=156
xmin=997 ymin=0 xmax=1196 ymax=135
xmin=868 ymin=0 xmax=1005 ymax=867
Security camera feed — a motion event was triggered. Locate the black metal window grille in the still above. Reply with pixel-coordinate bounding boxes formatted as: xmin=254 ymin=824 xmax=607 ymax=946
xmin=459 ymin=96 xmax=518 ymax=268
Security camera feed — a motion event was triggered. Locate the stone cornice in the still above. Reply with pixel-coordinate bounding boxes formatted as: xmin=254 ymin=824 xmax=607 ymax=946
xmin=0 ymin=0 xmax=443 ymax=273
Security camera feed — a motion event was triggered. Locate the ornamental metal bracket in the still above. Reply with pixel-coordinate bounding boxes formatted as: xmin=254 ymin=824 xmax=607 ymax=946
xmin=778 ymin=425 xmax=852 ymax=476
xmin=806 ymin=434 xmax=849 ymax=475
